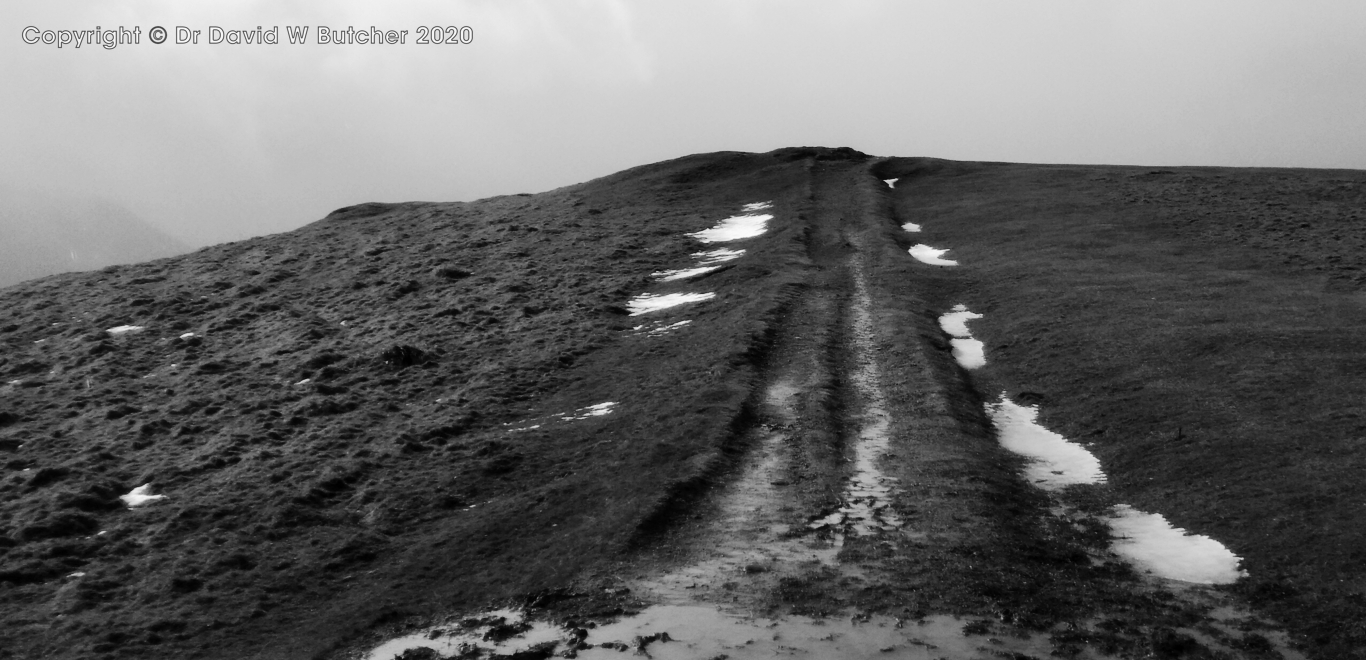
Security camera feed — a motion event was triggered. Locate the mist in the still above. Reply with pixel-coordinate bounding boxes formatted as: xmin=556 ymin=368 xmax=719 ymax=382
xmin=3 ymin=1 xmax=1364 ymax=249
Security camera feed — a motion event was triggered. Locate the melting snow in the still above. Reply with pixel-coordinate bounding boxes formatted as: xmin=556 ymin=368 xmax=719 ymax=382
xmin=1109 ymin=505 xmax=1247 ymax=584
xmin=120 ymin=484 xmax=166 ymax=507
xmin=950 ymin=338 xmax=986 ymax=369
xmin=647 ymin=320 xmax=692 ymax=336
xmin=939 ymin=304 xmax=986 ymax=369
xmin=106 ymin=325 xmax=145 ymax=335
xmin=740 ymin=201 xmax=773 ymax=211
xmin=901 ymin=222 xmax=922 ymax=233
xmin=938 ymin=304 xmax=981 ymax=337
xmin=984 ymin=395 xmax=1107 ymax=489
xmin=627 ymin=292 xmax=715 ymax=316
xmin=908 ymin=244 xmax=958 ymax=266
xmin=688 ymin=214 xmax=771 ymax=243
xmin=365 ymin=608 xmax=564 ymax=660
xmin=883 ymin=178 xmax=899 ymax=188
xmin=692 ymin=248 xmax=745 ymax=265
xmin=651 ymin=265 xmax=721 ymax=282
xmin=560 ymin=401 xmax=617 ymax=421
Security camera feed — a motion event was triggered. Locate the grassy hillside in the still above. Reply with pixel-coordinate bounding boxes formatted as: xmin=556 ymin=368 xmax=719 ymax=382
xmin=880 ymin=157 xmax=1366 ymax=657
xmin=0 ymin=150 xmax=819 ymax=659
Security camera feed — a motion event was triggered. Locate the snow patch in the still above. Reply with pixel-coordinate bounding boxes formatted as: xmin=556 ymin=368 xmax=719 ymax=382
xmin=908 ymin=244 xmax=958 ymax=266
xmin=627 ymin=292 xmax=715 ymax=316
xmin=120 ymin=484 xmax=166 ymax=507
xmin=688 ymin=214 xmax=771 ymax=243
xmin=950 ymin=337 xmax=986 ymax=369
xmin=984 ymin=395 xmax=1107 ymax=489
xmin=179 ymin=332 xmax=196 ymax=340
xmin=651 ymin=265 xmax=721 ymax=282
xmin=740 ymin=201 xmax=773 ymax=212
xmin=940 ymin=305 xmax=986 ymax=369
xmin=938 ymin=304 xmax=981 ymax=338
xmin=883 ymin=178 xmax=899 ymax=188
xmin=560 ymin=401 xmax=617 ymax=421
xmin=692 ymin=248 xmax=745 ymax=265
xmin=901 ymin=222 xmax=922 ymax=233
xmin=1109 ymin=505 xmax=1247 ymax=584
xmin=106 ymin=325 xmax=144 ymax=336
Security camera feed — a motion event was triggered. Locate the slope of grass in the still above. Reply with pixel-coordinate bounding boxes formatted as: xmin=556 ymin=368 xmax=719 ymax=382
xmin=880 ymin=158 xmax=1366 ymax=658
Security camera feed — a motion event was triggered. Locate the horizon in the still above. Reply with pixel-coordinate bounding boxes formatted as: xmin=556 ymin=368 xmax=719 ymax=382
xmin=4 ymin=1 xmax=1365 ymax=248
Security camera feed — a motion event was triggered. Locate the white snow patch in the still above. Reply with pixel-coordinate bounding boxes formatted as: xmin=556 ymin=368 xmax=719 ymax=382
xmin=884 ymin=178 xmax=899 ymax=188
xmin=688 ymin=213 xmax=771 ymax=243
xmin=295 ymin=378 xmax=312 ymax=386
xmin=901 ymin=222 xmax=922 ymax=233
xmin=648 ymin=320 xmax=692 ymax=336
xmin=940 ymin=305 xmax=986 ymax=369
xmin=741 ymin=201 xmax=773 ymax=212
xmin=950 ymin=337 xmax=986 ymax=369
xmin=908 ymin=244 xmax=958 ymax=266
xmin=179 ymin=332 xmax=196 ymax=340
xmin=692 ymin=248 xmax=745 ymax=265
xmin=106 ymin=325 xmax=145 ymax=336
xmin=627 ymin=292 xmax=715 ymax=316
xmin=651 ymin=265 xmax=721 ymax=282
xmin=938 ymin=304 xmax=982 ymax=337
xmin=560 ymin=401 xmax=617 ymax=421
xmin=984 ymin=395 xmax=1107 ymax=489
xmin=1109 ymin=504 xmax=1247 ymax=584
xmin=120 ymin=484 xmax=166 ymax=507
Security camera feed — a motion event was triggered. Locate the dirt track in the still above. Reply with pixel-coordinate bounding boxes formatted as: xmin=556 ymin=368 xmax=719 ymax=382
xmin=3 ymin=148 xmax=1362 ymax=659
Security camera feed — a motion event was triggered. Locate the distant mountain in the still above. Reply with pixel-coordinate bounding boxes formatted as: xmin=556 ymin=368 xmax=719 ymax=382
xmin=0 ymin=187 xmax=189 ymax=288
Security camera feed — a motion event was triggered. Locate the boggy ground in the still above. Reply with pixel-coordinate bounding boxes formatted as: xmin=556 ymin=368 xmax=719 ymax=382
xmin=1 ymin=148 xmax=1361 ymax=659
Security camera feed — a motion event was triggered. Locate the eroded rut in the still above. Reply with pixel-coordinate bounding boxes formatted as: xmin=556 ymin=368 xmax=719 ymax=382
xmin=360 ymin=162 xmax=1307 ymax=660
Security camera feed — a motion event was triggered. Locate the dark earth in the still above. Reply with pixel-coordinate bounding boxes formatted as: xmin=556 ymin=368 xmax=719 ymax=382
xmin=0 ymin=148 xmax=1362 ymax=659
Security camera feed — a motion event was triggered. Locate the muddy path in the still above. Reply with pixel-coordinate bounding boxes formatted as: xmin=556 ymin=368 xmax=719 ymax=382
xmin=356 ymin=160 xmax=1310 ymax=659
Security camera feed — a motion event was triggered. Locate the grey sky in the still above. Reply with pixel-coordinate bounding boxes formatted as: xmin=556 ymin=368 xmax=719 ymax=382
xmin=4 ymin=1 xmax=1364 ymax=247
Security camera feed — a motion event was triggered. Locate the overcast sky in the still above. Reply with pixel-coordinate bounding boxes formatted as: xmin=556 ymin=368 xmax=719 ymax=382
xmin=4 ymin=1 xmax=1365 ymax=247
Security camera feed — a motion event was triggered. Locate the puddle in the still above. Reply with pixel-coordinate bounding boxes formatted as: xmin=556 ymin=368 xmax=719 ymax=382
xmin=1108 ymin=505 xmax=1246 ymax=584
xmin=901 ymin=222 xmax=921 ymax=233
xmin=692 ymin=247 xmax=745 ymax=265
xmin=651 ymin=265 xmax=721 ymax=282
xmin=688 ymin=213 xmax=772 ymax=243
xmin=627 ymin=292 xmax=715 ymax=316
xmin=365 ymin=608 xmax=564 ymax=660
xmin=984 ymin=395 xmax=1107 ymax=489
xmin=883 ymin=178 xmax=899 ymax=188
xmin=576 ymin=606 xmax=1056 ymax=660
xmin=634 ymin=377 xmax=844 ymax=605
xmin=368 ymin=605 xmax=1059 ymax=660
xmin=907 ymin=244 xmax=957 ymax=266
xmin=120 ymin=484 xmax=166 ymax=507
xmin=938 ymin=304 xmax=986 ymax=370
xmin=812 ymin=262 xmax=902 ymax=536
